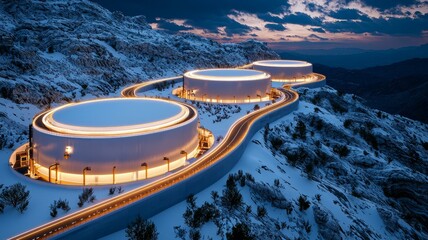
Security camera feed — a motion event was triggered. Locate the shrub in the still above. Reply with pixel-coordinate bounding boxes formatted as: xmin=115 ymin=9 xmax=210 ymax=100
xmin=57 ymin=199 xmax=70 ymax=212
xmin=78 ymin=188 xmax=95 ymax=207
xmin=246 ymin=205 xmax=252 ymax=214
xmin=0 ymin=183 xmax=30 ymax=213
xmin=263 ymin=124 xmax=270 ymax=143
xmin=226 ymin=222 xmax=255 ymax=240
xmin=221 ymin=175 xmax=243 ymax=210
xmin=298 ymin=195 xmax=310 ymax=211
xmin=269 ymin=136 xmax=283 ymax=151
xmin=257 ymin=206 xmax=267 ymax=218
xmin=333 ymin=144 xmax=350 ymax=158
xmin=284 ymin=147 xmax=308 ymax=166
xmin=126 ymin=215 xmax=158 ymax=240
xmin=174 ymin=226 xmax=187 ymax=240
xmin=274 ymin=179 xmax=280 ymax=187
xmin=253 ymin=104 xmax=260 ymax=111
xmin=329 ymin=99 xmax=347 ymax=113
xmin=211 ymin=191 xmax=219 ymax=203
xmin=358 ymin=128 xmax=378 ymax=150
xmin=109 ymin=187 xmax=116 ymax=195
xmin=295 ymin=120 xmax=307 ymax=140
xmin=50 ymin=202 xmax=58 ymax=217
xmin=189 ymin=229 xmax=201 ymax=240
xmin=303 ymin=220 xmax=311 ymax=233
xmin=343 ymin=119 xmax=353 ymax=129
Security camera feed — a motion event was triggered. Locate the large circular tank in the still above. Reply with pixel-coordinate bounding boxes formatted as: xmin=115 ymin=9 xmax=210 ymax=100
xmin=31 ymin=98 xmax=199 ymax=185
xmin=182 ymin=69 xmax=271 ymax=103
xmin=253 ymin=60 xmax=313 ymax=81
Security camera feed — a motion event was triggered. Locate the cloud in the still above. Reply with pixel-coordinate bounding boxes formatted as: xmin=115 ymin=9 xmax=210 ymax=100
xmin=324 ymin=13 xmax=428 ymax=36
xmin=283 ymin=12 xmax=322 ymax=26
xmin=156 ymin=20 xmax=192 ymax=32
xmin=265 ymin=23 xmax=286 ymax=31
xmin=91 ymin=0 xmax=289 ymax=36
xmin=91 ymin=0 xmax=428 ymax=48
xmin=91 ymin=0 xmax=288 ymax=22
xmin=257 ymin=13 xmax=283 ymax=23
xmin=307 ymin=34 xmax=329 ymax=41
xmin=354 ymin=0 xmax=419 ymax=10
xmin=330 ymin=9 xmax=366 ymax=20
xmin=310 ymin=27 xmax=326 ymax=33
xmin=185 ymin=16 xmax=253 ymax=36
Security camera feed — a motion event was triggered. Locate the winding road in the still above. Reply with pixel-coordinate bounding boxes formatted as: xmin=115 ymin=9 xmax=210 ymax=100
xmin=11 ymin=76 xmax=299 ymax=240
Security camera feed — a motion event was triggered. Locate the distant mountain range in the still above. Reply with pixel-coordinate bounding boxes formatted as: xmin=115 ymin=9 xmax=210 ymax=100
xmin=315 ymin=58 xmax=428 ymax=123
xmin=279 ymin=44 xmax=428 ymax=69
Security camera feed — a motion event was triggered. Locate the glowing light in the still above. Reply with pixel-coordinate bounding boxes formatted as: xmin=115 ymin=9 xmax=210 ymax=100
xmin=36 ymin=98 xmax=190 ymax=136
xmin=33 ymin=146 xmax=200 ymax=185
xmin=184 ymin=68 xmax=270 ymax=81
xmin=253 ymin=60 xmax=312 ymax=68
xmin=65 ymin=146 xmax=73 ymax=154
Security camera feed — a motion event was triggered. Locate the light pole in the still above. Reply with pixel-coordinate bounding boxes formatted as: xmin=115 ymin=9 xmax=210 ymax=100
xmin=112 ymin=166 xmax=116 ymax=185
xmin=247 ymin=95 xmax=251 ymax=103
xmin=163 ymin=157 xmax=170 ymax=172
xmin=141 ymin=162 xmax=148 ymax=179
xmin=180 ymin=150 xmax=188 ymax=161
xmin=48 ymin=163 xmax=59 ymax=183
xmin=83 ymin=166 xmax=91 ymax=186
xmin=257 ymin=94 xmax=262 ymax=102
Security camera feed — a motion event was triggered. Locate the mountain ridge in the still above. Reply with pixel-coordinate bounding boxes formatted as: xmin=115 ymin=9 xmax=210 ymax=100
xmin=314 ymin=58 xmax=428 ymax=123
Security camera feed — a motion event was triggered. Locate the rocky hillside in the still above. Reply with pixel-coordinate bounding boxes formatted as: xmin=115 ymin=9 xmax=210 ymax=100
xmin=263 ymin=87 xmax=428 ymax=239
xmin=0 ymin=0 xmax=278 ymax=149
xmin=157 ymin=87 xmax=427 ymax=240
xmin=314 ymin=58 xmax=428 ymax=123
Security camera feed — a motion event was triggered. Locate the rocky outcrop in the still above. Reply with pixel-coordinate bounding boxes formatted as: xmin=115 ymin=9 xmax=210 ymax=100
xmin=0 ymin=0 xmax=278 ymax=108
xmin=266 ymin=87 xmax=428 ymax=238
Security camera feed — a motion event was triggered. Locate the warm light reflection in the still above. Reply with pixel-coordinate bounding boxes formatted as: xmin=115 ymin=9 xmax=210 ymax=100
xmin=34 ymin=146 xmax=199 ymax=185
xmin=253 ymin=60 xmax=312 ymax=68
xmin=37 ymin=98 xmax=190 ymax=136
xmin=277 ymin=73 xmax=326 ymax=83
xmin=184 ymin=69 xmax=270 ymax=81
xmin=173 ymin=88 xmax=272 ymax=104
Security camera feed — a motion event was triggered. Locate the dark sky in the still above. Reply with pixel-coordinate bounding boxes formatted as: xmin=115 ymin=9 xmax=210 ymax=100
xmin=91 ymin=0 xmax=428 ymax=50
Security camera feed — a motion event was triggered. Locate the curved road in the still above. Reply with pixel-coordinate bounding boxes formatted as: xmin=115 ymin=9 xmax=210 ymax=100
xmin=12 ymin=77 xmax=298 ymax=240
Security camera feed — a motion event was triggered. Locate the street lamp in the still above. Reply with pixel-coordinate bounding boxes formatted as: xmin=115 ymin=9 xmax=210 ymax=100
xmin=112 ymin=166 xmax=116 ymax=184
xmin=83 ymin=166 xmax=91 ymax=186
xmin=180 ymin=150 xmax=188 ymax=161
xmin=48 ymin=163 xmax=59 ymax=183
xmin=141 ymin=162 xmax=148 ymax=179
xmin=163 ymin=157 xmax=170 ymax=172
xmin=257 ymin=94 xmax=262 ymax=102
xmin=247 ymin=95 xmax=251 ymax=102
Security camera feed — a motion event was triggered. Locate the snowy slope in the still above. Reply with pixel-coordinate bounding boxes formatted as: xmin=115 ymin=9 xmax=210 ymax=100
xmin=0 ymin=0 xmax=278 ymax=150
xmin=103 ymin=87 xmax=428 ymax=240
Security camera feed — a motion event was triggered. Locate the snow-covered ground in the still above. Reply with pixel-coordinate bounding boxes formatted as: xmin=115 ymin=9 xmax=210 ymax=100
xmin=1 ymin=83 xmax=427 ymax=239
xmin=100 ymin=87 xmax=428 ymax=240
xmin=0 ymin=80 xmax=267 ymax=239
